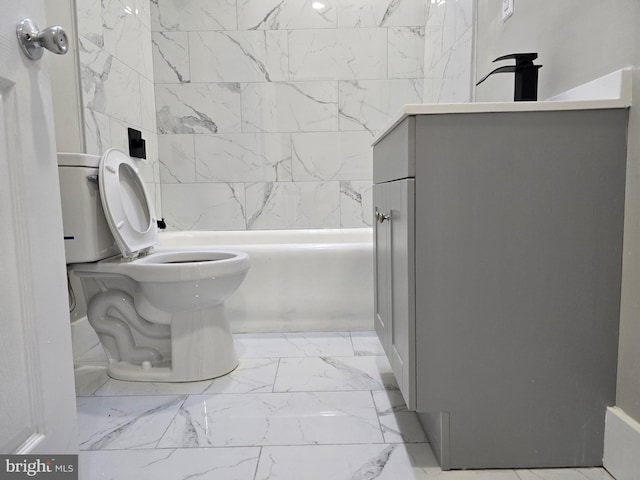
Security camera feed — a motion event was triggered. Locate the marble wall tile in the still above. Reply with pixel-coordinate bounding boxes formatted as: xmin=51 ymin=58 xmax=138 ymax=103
xmin=241 ymin=82 xmax=338 ymax=133
xmin=288 ymin=29 xmax=387 ymax=81
xmin=80 ymin=38 xmax=143 ymax=127
xmin=339 ymin=79 xmax=423 ymax=132
xmin=76 ymin=0 xmax=104 ymax=48
xmin=150 ymin=0 xmax=237 ymax=32
xmin=189 ymin=31 xmax=289 ymax=83
xmin=423 ymin=23 xmax=444 ymax=74
xmin=131 ymin=0 xmax=152 ymax=29
xmin=195 ymin=134 xmax=292 ymax=183
xmin=337 ymin=0 xmax=426 ymax=28
xmin=443 ymin=27 xmax=473 ymax=103
xmin=424 ymin=0 xmax=473 ymax=79
xmin=156 ymin=83 xmax=242 ymax=134
xmin=144 ymin=131 xmax=160 ymax=179
xmin=456 ymin=0 xmax=474 ymax=38
xmin=152 ymin=183 xmax=162 ymax=218
xmin=99 ymin=59 xmax=142 ymax=126
xmin=158 ymin=134 xmax=196 ymax=183
xmin=152 ymin=32 xmax=190 ymax=84
xmin=237 ymin=0 xmax=337 ymax=30
xmin=143 ymin=182 xmax=156 ymax=214
xmin=136 ymin=135 xmax=160 ymax=183
xmin=106 ymin=117 xmax=131 ymax=153
xmin=424 ymin=29 xmax=472 ymax=104
xmin=83 ymin=108 xmax=111 ymax=156
xmin=139 ymin=75 xmax=157 ymax=132
xmin=161 ymin=183 xmax=246 ymax=230
xmin=340 ymin=180 xmax=373 ymax=228
xmin=79 ymin=37 xmax=111 ymax=111
xmin=103 ymin=0 xmax=154 ymax=80
xmin=291 ymin=131 xmax=372 ymax=181
xmin=441 ymin=0 xmax=459 ymax=56
xmin=388 ymin=27 xmax=425 ymax=79
xmin=245 ymin=181 xmax=340 ymax=230
xmin=145 ymin=0 xmax=475 ymax=230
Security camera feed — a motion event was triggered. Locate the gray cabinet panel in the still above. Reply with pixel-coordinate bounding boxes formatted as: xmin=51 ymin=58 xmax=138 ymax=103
xmin=373 ymin=117 xmax=415 ymax=183
xmin=373 ymin=107 xmax=628 ymax=470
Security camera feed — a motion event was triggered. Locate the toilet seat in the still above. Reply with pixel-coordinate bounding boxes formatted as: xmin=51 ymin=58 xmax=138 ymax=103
xmin=99 ymin=149 xmax=157 ymax=258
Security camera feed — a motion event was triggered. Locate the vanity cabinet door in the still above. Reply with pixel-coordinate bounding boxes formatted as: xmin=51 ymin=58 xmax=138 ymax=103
xmin=373 ymin=179 xmax=416 ymax=409
xmin=373 ymin=183 xmax=391 ymax=359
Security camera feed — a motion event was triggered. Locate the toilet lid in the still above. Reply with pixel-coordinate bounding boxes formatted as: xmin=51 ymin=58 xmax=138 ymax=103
xmin=99 ymin=148 xmax=157 ymax=258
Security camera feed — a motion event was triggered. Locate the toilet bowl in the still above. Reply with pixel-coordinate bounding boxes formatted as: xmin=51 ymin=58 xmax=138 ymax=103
xmin=59 ymin=149 xmax=249 ymax=382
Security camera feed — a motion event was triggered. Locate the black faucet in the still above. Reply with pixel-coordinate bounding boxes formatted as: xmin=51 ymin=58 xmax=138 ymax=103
xmin=476 ymin=53 xmax=542 ymax=101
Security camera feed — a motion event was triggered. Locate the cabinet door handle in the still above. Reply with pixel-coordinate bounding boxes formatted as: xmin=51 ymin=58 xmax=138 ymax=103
xmin=375 ymin=210 xmax=390 ymax=223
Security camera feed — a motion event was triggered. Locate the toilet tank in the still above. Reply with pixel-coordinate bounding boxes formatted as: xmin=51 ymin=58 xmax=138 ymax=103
xmin=58 ymin=153 xmax=119 ymax=263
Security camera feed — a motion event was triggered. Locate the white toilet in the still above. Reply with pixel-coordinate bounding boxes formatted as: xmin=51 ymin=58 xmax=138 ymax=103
xmin=58 ymin=149 xmax=249 ymax=382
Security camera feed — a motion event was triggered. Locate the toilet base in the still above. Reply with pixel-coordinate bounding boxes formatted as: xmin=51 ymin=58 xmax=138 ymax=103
xmin=105 ymin=358 xmax=239 ymax=382
xmin=103 ymin=303 xmax=239 ymax=382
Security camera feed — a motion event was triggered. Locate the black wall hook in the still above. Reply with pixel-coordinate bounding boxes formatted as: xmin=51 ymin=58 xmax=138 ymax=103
xmin=128 ymin=128 xmax=147 ymax=159
xmin=476 ymin=53 xmax=542 ymax=101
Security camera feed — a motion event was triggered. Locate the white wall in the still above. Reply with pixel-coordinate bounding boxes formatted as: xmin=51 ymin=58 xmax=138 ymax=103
xmin=475 ymin=0 xmax=640 ymax=425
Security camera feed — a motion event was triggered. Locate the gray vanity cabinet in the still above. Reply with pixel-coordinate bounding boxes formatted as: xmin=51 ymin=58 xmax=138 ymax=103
xmin=372 ymin=107 xmax=628 ymax=470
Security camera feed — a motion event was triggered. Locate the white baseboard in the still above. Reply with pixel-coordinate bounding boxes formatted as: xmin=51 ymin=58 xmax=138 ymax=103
xmin=603 ymin=407 xmax=640 ymax=480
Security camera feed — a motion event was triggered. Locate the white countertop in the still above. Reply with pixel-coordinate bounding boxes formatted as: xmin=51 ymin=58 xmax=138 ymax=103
xmin=372 ymin=68 xmax=632 ymax=145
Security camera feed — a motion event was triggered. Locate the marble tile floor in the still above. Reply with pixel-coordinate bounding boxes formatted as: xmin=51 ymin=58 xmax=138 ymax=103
xmin=75 ymin=331 xmax=614 ymax=480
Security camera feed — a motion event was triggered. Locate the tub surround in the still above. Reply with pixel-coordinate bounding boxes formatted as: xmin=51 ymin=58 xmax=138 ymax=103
xmin=56 ymin=0 xmax=474 ymax=230
xmin=151 ymin=0 xmax=473 ymax=230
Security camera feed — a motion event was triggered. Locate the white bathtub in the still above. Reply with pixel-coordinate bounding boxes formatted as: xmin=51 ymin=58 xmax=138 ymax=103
xmin=156 ymin=228 xmax=374 ymax=332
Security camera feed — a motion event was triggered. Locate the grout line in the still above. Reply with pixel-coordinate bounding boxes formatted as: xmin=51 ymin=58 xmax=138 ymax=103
xmin=272 ymin=357 xmax=282 ymax=393
xmin=370 ymin=389 xmax=387 ymax=443
xmin=348 ymin=330 xmax=357 ymax=355
xmin=252 ymin=446 xmax=263 ymax=480
xmin=152 ymin=395 xmax=188 ymax=449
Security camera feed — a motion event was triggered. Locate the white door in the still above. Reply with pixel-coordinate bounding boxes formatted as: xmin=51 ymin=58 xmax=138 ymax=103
xmin=0 ymin=0 xmax=78 ymax=454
